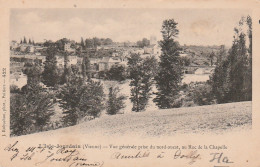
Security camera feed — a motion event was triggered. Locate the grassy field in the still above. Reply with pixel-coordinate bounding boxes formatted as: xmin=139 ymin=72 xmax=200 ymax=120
xmin=33 ymin=101 xmax=251 ymax=138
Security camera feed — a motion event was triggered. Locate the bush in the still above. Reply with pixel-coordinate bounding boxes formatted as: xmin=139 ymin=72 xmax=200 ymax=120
xmin=190 ymin=82 xmax=215 ymax=106
xmin=106 ymin=65 xmax=127 ymax=82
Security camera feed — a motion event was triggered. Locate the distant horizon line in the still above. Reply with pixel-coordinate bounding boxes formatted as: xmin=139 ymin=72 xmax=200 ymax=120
xmin=10 ymin=38 xmax=230 ymax=48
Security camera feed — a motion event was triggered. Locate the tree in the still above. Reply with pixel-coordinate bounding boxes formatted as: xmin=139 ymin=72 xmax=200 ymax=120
xmin=81 ymin=54 xmax=91 ymax=80
xmin=23 ymin=62 xmax=42 ymax=85
xmin=59 ymin=77 xmax=105 ymax=126
xmin=128 ymin=54 xmax=157 ymax=112
xmin=93 ymin=37 xmax=101 ymax=48
xmin=11 ymin=83 xmax=54 ymax=136
xmin=85 ymin=38 xmax=94 ymax=48
xmin=137 ymin=38 xmax=150 ymax=48
xmin=56 ymin=38 xmax=70 ymax=51
xmin=106 ymin=86 xmax=126 ymax=115
xmin=23 ymin=36 xmax=27 ymax=44
xmin=211 ymin=16 xmax=252 ymax=103
xmin=103 ymin=38 xmax=113 ymax=45
xmin=29 ymin=38 xmax=32 ymax=44
xmin=106 ymin=65 xmax=126 ymax=82
xmin=42 ymin=47 xmax=60 ymax=87
xmin=153 ymin=19 xmax=183 ymax=109
xmin=60 ymin=52 xmax=72 ymax=84
xmin=81 ymin=37 xmax=85 ymax=48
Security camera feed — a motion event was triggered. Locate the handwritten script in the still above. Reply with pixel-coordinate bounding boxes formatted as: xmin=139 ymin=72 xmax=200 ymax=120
xmin=3 ymin=141 xmax=234 ymax=167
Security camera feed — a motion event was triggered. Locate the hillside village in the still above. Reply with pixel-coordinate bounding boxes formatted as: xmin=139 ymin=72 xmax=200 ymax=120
xmin=10 ymin=36 xmax=219 ymax=89
xmin=9 ymin=10 xmax=252 ymax=137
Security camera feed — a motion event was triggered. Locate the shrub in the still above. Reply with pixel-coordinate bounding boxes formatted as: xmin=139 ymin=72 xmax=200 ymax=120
xmin=106 ymin=65 xmax=127 ymax=82
xmin=190 ymin=82 xmax=215 ymax=106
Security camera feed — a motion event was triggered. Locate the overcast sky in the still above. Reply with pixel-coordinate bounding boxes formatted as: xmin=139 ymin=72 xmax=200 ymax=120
xmin=10 ymin=8 xmax=250 ymax=46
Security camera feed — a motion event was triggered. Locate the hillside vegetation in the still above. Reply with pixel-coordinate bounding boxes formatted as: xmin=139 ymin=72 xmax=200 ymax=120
xmin=25 ymin=101 xmax=251 ymax=137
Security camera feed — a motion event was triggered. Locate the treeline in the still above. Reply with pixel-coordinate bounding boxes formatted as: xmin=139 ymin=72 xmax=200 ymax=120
xmin=211 ymin=16 xmax=252 ymax=103
xmin=42 ymin=37 xmax=114 ymax=50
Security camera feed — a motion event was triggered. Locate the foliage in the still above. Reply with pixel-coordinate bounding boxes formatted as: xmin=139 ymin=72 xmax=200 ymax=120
xmin=58 ymin=77 xmax=105 ymax=126
xmin=137 ymin=38 xmax=150 ymax=48
xmin=85 ymin=38 xmax=94 ymax=48
xmin=106 ymin=86 xmax=126 ymax=115
xmin=190 ymin=82 xmax=215 ymax=106
xmin=23 ymin=62 xmax=42 ymax=84
xmin=10 ymin=83 xmax=54 ymax=136
xmin=60 ymin=52 xmax=73 ymax=84
xmin=81 ymin=37 xmax=85 ymax=48
xmin=23 ymin=36 xmax=27 ymax=44
xmin=106 ymin=65 xmax=126 ymax=82
xmin=128 ymin=54 xmax=158 ymax=112
xmin=154 ymin=19 xmax=183 ymax=109
xmin=55 ymin=38 xmax=70 ymax=51
xmin=180 ymin=56 xmax=191 ymax=66
xmin=211 ymin=16 xmax=252 ymax=103
xmin=10 ymin=85 xmax=20 ymax=93
xmin=42 ymin=47 xmax=60 ymax=87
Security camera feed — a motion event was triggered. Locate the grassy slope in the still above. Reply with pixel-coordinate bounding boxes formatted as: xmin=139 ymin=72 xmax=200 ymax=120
xmin=33 ymin=101 xmax=251 ymax=138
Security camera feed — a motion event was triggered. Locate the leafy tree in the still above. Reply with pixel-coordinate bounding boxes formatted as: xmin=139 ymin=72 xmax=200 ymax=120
xmin=93 ymin=37 xmax=101 ymax=48
xmin=43 ymin=40 xmax=54 ymax=47
xmin=85 ymin=38 xmax=94 ymax=48
xmin=106 ymin=86 xmax=126 ymax=115
xmin=137 ymin=38 xmax=150 ymax=48
xmin=106 ymin=65 xmax=126 ymax=82
xmin=29 ymin=38 xmax=32 ymax=44
xmin=154 ymin=19 xmax=183 ymax=109
xmin=59 ymin=77 xmax=105 ymax=126
xmin=42 ymin=47 xmax=60 ymax=87
xmin=55 ymin=38 xmax=70 ymax=51
xmin=128 ymin=54 xmax=157 ymax=112
xmin=103 ymin=38 xmax=113 ymax=45
xmin=11 ymin=83 xmax=54 ymax=136
xmin=23 ymin=62 xmax=42 ymax=84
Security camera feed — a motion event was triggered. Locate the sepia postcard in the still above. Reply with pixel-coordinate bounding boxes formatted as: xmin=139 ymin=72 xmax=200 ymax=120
xmin=0 ymin=0 xmax=260 ymax=166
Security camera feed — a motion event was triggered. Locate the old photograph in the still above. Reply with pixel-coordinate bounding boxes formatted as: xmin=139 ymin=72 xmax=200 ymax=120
xmin=9 ymin=8 xmax=252 ymax=137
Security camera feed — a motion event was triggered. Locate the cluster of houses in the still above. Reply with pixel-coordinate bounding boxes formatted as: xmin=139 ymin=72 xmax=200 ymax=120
xmin=10 ymin=37 xmax=216 ymax=89
xmin=10 ymin=37 xmax=163 ymax=89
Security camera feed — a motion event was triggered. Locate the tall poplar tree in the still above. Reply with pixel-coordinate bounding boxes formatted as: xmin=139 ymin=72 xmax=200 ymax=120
xmin=153 ymin=19 xmax=183 ymax=109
